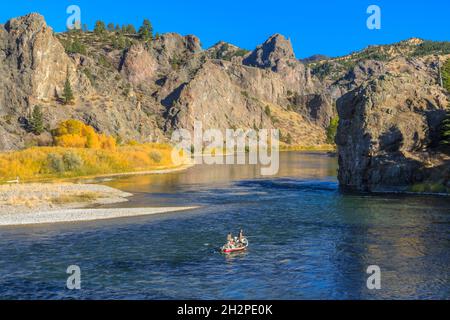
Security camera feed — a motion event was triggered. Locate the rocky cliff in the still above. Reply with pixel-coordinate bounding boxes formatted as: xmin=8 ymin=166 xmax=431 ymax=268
xmin=0 ymin=14 xmax=334 ymax=150
xmin=336 ymin=56 xmax=450 ymax=192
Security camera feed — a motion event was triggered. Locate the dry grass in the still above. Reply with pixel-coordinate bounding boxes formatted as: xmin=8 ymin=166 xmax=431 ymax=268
xmin=0 ymin=183 xmax=132 ymax=214
xmin=0 ymin=143 xmax=183 ymax=182
xmin=50 ymin=192 xmax=100 ymax=205
xmin=3 ymin=191 xmax=99 ymax=208
xmin=280 ymin=144 xmax=336 ymax=152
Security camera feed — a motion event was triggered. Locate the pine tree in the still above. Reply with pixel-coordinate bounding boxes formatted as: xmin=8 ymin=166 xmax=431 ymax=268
xmin=326 ymin=116 xmax=339 ymax=144
xmin=443 ymin=58 xmax=450 ymax=93
xmin=138 ymin=19 xmax=153 ymax=42
xmin=63 ymin=69 xmax=74 ymax=105
xmin=122 ymin=24 xmax=136 ymax=34
xmin=94 ymin=20 xmax=106 ymax=35
xmin=29 ymin=105 xmax=44 ymax=135
xmin=440 ymin=109 xmax=450 ymax=145
xmin=128 ymin=25 xmax=137 ymax=34
xmin=107 ymin=23 xmax=115 ymax=32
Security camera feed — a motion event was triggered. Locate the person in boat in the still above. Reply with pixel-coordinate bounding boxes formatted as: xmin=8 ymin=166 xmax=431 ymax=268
xmin=226 ymin=233 xmax=235 ymax=248
xmin=238 ymin=229 xmax=244 ymax=243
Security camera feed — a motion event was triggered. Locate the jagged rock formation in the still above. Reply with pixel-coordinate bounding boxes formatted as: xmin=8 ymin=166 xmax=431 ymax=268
xmin=243 ymin=34 xmax=296 ymax=71
xmin=206 ymin=41 xmax=248 ymax=63
xmin=0 ymin=14 xmax=76 ymax=100
xmin=336 ymin=56 xmax=450 ymax=192
xmin=0 ymin=14 xmax=335 ymax=150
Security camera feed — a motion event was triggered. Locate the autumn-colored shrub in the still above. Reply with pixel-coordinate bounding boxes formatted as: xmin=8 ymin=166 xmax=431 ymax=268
xmin=0 ymin=143 xmax=187 ymax=182
xmin=126 ymin=140 xmax=139 ymax=146
xmin=54 ymin=134 xmax=87 ymax=148
xmin=47 ymin=153 xmax=65 ymax=173
xmin=53 ymin=120 xmax=116 ymax=150
xmin=149 ymin=151 xmax=162 ymax=163
xmin=62 ymin=152 xmax=84 ymax=171
xmin=99 ymin=134 xmax=116 ymax=150
xmin=0 ymin=118 xmax=190 ymax=181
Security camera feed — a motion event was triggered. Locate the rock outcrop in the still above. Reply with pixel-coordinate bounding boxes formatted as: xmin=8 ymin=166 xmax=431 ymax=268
xmin=0 ymin=13 xmax=69 ymax=121
xmin=163 ymin=59 xmax=327 ymax=145
xmin=336 ymin=56 xmax=450 ymax=192
xmin=120 ymin=43 xmax=157 ymax=85
xmin=0 ymin=13 xmax=77 ymax=101
xmin=243 ymin=34 xmax=296 ymax=72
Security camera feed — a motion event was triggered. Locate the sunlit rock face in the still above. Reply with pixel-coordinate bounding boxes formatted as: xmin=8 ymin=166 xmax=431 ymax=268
xmin=336 ymin=56 xmax=449 ymax=192
xmin=1 ymin=13 xmax=76 ymax=101
xmin=0 ymin=14 xmax=336 ymax=150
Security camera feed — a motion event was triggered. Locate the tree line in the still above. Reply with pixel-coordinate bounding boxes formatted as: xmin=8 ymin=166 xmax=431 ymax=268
xmin=90 ymin=19 xmax=155 ymax=41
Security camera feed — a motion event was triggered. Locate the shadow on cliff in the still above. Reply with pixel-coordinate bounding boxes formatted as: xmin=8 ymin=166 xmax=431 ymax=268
xmin=341 ymin=151 xmax=450 ymax=194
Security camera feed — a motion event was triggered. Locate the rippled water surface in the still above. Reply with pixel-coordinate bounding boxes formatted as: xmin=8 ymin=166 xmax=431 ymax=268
xmin=0 ymin=152 xmax=449 ymax=299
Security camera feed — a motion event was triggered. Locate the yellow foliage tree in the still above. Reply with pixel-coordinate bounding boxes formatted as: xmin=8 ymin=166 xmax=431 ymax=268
xmin=86 ymin=127 xmax=101 ymax=149
xmin=99 ymin=134 xmax=117 ymax=150
xmin=53 ymin=120 xmax=116 ymax=150
xmin=54 ymin=134 xmax=87 ymax=148
xmin=55 ymin=119 xmax=85 ymax=136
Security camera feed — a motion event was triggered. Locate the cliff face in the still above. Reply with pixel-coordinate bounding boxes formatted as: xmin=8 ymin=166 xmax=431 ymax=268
xmin=0 ymin=14 xmax=79 ymax=149
xmin=163 ymin=59 xmax=327 ymax=145
xmin=336 ymin=56 xmax=450 ymax=192
xmin=0 ymin=14 xmax=334 ymax=150
xmin=0 ymin=14 xmax=76 ymax=101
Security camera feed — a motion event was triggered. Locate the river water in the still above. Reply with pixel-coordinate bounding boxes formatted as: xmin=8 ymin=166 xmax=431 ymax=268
xmin=0 ymin=152 xmax=449 ymax=299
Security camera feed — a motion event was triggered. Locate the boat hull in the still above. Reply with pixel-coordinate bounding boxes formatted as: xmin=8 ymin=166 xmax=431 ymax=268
xmin=222 ymin=247 xmax=247 ymax=254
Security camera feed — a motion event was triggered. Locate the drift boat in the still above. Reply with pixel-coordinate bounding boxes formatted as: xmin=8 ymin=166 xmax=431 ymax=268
xmin=221 ymin=237 xmax=249 ymax=254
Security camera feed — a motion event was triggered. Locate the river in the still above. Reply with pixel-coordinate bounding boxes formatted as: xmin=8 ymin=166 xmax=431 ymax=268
xmin=0 ymin=152 xmax=449 ymax=299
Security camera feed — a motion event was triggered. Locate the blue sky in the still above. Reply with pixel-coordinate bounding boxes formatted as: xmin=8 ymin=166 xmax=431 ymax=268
xmin=1 ymin=0 xmax=449 ymax=58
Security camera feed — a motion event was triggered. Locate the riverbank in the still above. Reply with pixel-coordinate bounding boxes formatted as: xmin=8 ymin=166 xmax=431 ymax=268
xmin=0 ymin=182 xmax=199 ymax=226
xmin=280 ymin=144 xmax=336 ymax=152
xmin=0 ymin=143 xmax=190 ymax=183
xmin=0 ymin=183 xmax=133 ymax=215
xmin=72 ymin=163 xmax=194 ymax=182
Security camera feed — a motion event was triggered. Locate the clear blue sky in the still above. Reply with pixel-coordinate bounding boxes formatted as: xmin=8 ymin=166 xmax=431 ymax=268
xmin=1 ymin=0 xmax=449 ymax=58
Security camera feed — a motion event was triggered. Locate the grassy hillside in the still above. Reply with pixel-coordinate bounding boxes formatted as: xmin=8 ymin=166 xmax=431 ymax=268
xmin=308 ymin=39 xmax=450 ymax=81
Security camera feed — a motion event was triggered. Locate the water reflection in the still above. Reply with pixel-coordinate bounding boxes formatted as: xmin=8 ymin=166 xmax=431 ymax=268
xmin=101 ymin=152 xmax=338 ymax=208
